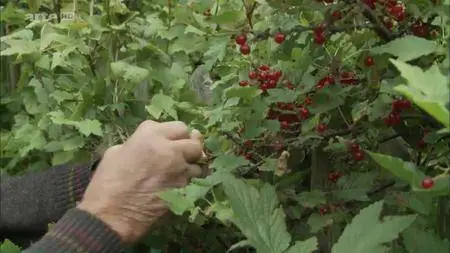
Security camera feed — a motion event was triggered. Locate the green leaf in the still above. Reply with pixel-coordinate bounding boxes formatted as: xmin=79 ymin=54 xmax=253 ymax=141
xmin=222 ymin=175 xmax=291 ymax=253
xmin=391 ymin=60 xmax=449 ymax=104
xmin=284 ymin=237 xmax=318 ymax=253
xmin=266 ymin=88 xmax=299 ymax=103
xmin=332 ymin=201 xmax=416 ymax=253
xmin=367 ymin=151 xmax=423 ymax=185
xmin=211 ymin=154 xmax=250 ymax=172
xmin=296 ymin=190 xmax=327 ymax=209
xmin=307 ymin=213 xmax=335 ymax=233
xmin=52 ymin=150 xmax=75 ymax=166
xmin=402 ymin=226 xmax=450 ymax=253
xmin=225 ymin=86 xmax=262 ymax=100
xmin=156 ymin=188 xmax=196 ymax=215
xmin=371 ymin=36 xmax=439 ymax=62
xmin=111 ymin=61 xmax=150 ymax=84
xmin=203 ymin=36 xmax=228 ymax=70
xmin=146 ymin=93 xmax=178 ymax=120
xmin=0 ymin=239 xmax=21 ymax=253
xmin=394 ymin=85 xmax=449 ymax=128
xmin=75 ymin=119 xmax=103 ymax=137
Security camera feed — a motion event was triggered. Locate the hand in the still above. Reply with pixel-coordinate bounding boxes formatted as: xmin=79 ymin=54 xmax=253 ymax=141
xmin=78 ymin=120 xmax=205 ymax=244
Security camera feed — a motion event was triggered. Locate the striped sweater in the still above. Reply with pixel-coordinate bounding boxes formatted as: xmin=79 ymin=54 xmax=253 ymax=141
xmin=0 ymin=162 xmax=125 ymax=253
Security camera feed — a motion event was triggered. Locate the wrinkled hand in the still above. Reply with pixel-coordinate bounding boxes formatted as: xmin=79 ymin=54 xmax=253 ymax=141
xmin=78 ymin=120 xmax=205 ymax=244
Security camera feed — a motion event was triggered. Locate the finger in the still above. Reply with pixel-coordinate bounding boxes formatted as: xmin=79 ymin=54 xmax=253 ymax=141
xmin=190 ymin=129 xmax=204 ymax=142
xmin=185 ymin=164 xmax=203 ymax=178
xmin=159 ymin=121 xmax=190 ymax=140
xmin=172 ymin=139 xmax=203 ymax=163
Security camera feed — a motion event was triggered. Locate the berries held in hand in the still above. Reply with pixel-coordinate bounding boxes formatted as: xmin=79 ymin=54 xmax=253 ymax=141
xmin=235 ymin=34 xmax=247 ymax=45
xmin=274 ymin=32 xmax=285 ymax=44
xmin=421 ymin=178 xmax=434 ymax=189
xmin=240 ymin=44 xmax=250 ymax=55
xmin=364 ymin=56 xmax=374 ymax=67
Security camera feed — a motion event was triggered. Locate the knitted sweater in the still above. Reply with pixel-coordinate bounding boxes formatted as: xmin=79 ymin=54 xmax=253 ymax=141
xmin=0 ymin=162 xmax=126 ymax=253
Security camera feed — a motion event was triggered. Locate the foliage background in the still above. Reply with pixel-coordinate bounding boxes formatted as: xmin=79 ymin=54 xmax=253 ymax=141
xmin=0 ymin=0 xmax=449 ymax=253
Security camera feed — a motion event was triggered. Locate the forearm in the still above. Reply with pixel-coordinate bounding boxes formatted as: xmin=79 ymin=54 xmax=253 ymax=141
xmin=23 ymin=208 xmax=125 ymax=253
xmin=0 ymin=161 xmax=96 ymax=232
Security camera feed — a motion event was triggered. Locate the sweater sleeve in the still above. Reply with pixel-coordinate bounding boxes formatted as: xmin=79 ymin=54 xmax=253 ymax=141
xmin=22 ymin=208 xmax=125 ymax=253
xmin=0 ymin=161 xmax=97 ymax=232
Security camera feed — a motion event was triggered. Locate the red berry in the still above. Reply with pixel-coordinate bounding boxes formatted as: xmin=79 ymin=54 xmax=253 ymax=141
xmin=268 ymin=79 xmax=277 ymax=88
xmin=235 ymin=34 xmax=247 ymax=45
xmin=384 ymin=111 xmax=401 ymax=126
xmin=340 ymin=71 xmax=358 ymax=85
xmin=240 ymin=44 xmax=250 ymax=55
xmin=244 ymin=152 xmax=252 ymax=160
xmin=352 ymin=150 xmax=365 ymax=161
xmin=259 ymin=64 xmax=270 ymax=71
xmin=364 ymin=56 xmax=374 ymax=67
xmin=350 ymin=143 xmax=360 ymax=152
xmin=244 ymin=140 xmax=252 ymax=147
xmin=316 ymin=123 xmax=327 ymax=134
xmin=304 ymin=97 xmax=313 ymax=105
xmin=392 ymin=99 xmax=403 ymax=112
xmin=332 ymin=11 xmax=342 ymax=20
xmin=239 ymin=80 xmax=248 ymax=87
xmin=274 ymin=32 xmax=285 ymax=44
xmin=388 ymin=3 xmax=405 ymax=21
xmin=299 ymin=107 xmax=310 ymax=120
xmin=363 ymin=0 xmax=376 ymax=9
xmin=249 ymin=71 xmax=258 ymax=79
xmin=417 ymin=139 xmax=426 ymax=149
xmin=319 ymin=206 xmax=328 ymax=215
xmin=421 ymin=178 xmax=434 ymax=189
xmin=280 ymin=121 xmax=289 ymax=129
xmin=259 ymin=71 xmax=269 ymax=80
xmin=313 ymin=31 xmax=326 ymax=45
xmin=260 ymin=82 xmax=269 ymax=91
xmin=400 ymin=99 xmax=411 ymax=109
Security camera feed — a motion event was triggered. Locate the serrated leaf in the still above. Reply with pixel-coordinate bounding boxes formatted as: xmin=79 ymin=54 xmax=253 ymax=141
xmin=225 ymin=86 xmax=262 ymax=99
xmin=111 ymin=61 xmax=149 ymax=84
xmin=307 ymin=213 xmax=334 ymax=233
xmin=222 ymin=175 xmax=291 ymax=253
xmin=146 ymin=93 xmax=178 ymax=120
xmin=211 ymin=154 xmax=250 ymax=172
xmin=391 ymin=60 xmax=449 ymax=104
xmin=285 ymin=237 xmax=318 ymax=253
xmin=156 ymin=188 xmax=195 ymax=215
xmin=0 ymin=239 xmax=21 ymax=253
xmin=332 ymin=201 xmax=416 ymax=253
xmin=296 ymin=190 xmax=327 ymax=208
xmin=75 ymin=119 xmax=103 ymax=137
xmin=371 ymin=36 xmax=439 ymax=62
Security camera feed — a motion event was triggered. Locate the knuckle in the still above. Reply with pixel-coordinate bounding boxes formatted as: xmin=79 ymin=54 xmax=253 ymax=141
xmin=137 ymin=120 xmax=158 ymax=131
xmin=172 ymin=121 xmax=189 ymax=132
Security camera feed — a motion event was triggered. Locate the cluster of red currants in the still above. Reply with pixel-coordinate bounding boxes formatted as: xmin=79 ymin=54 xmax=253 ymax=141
xmin=383 ymin=98 xmax=412 ymax=126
